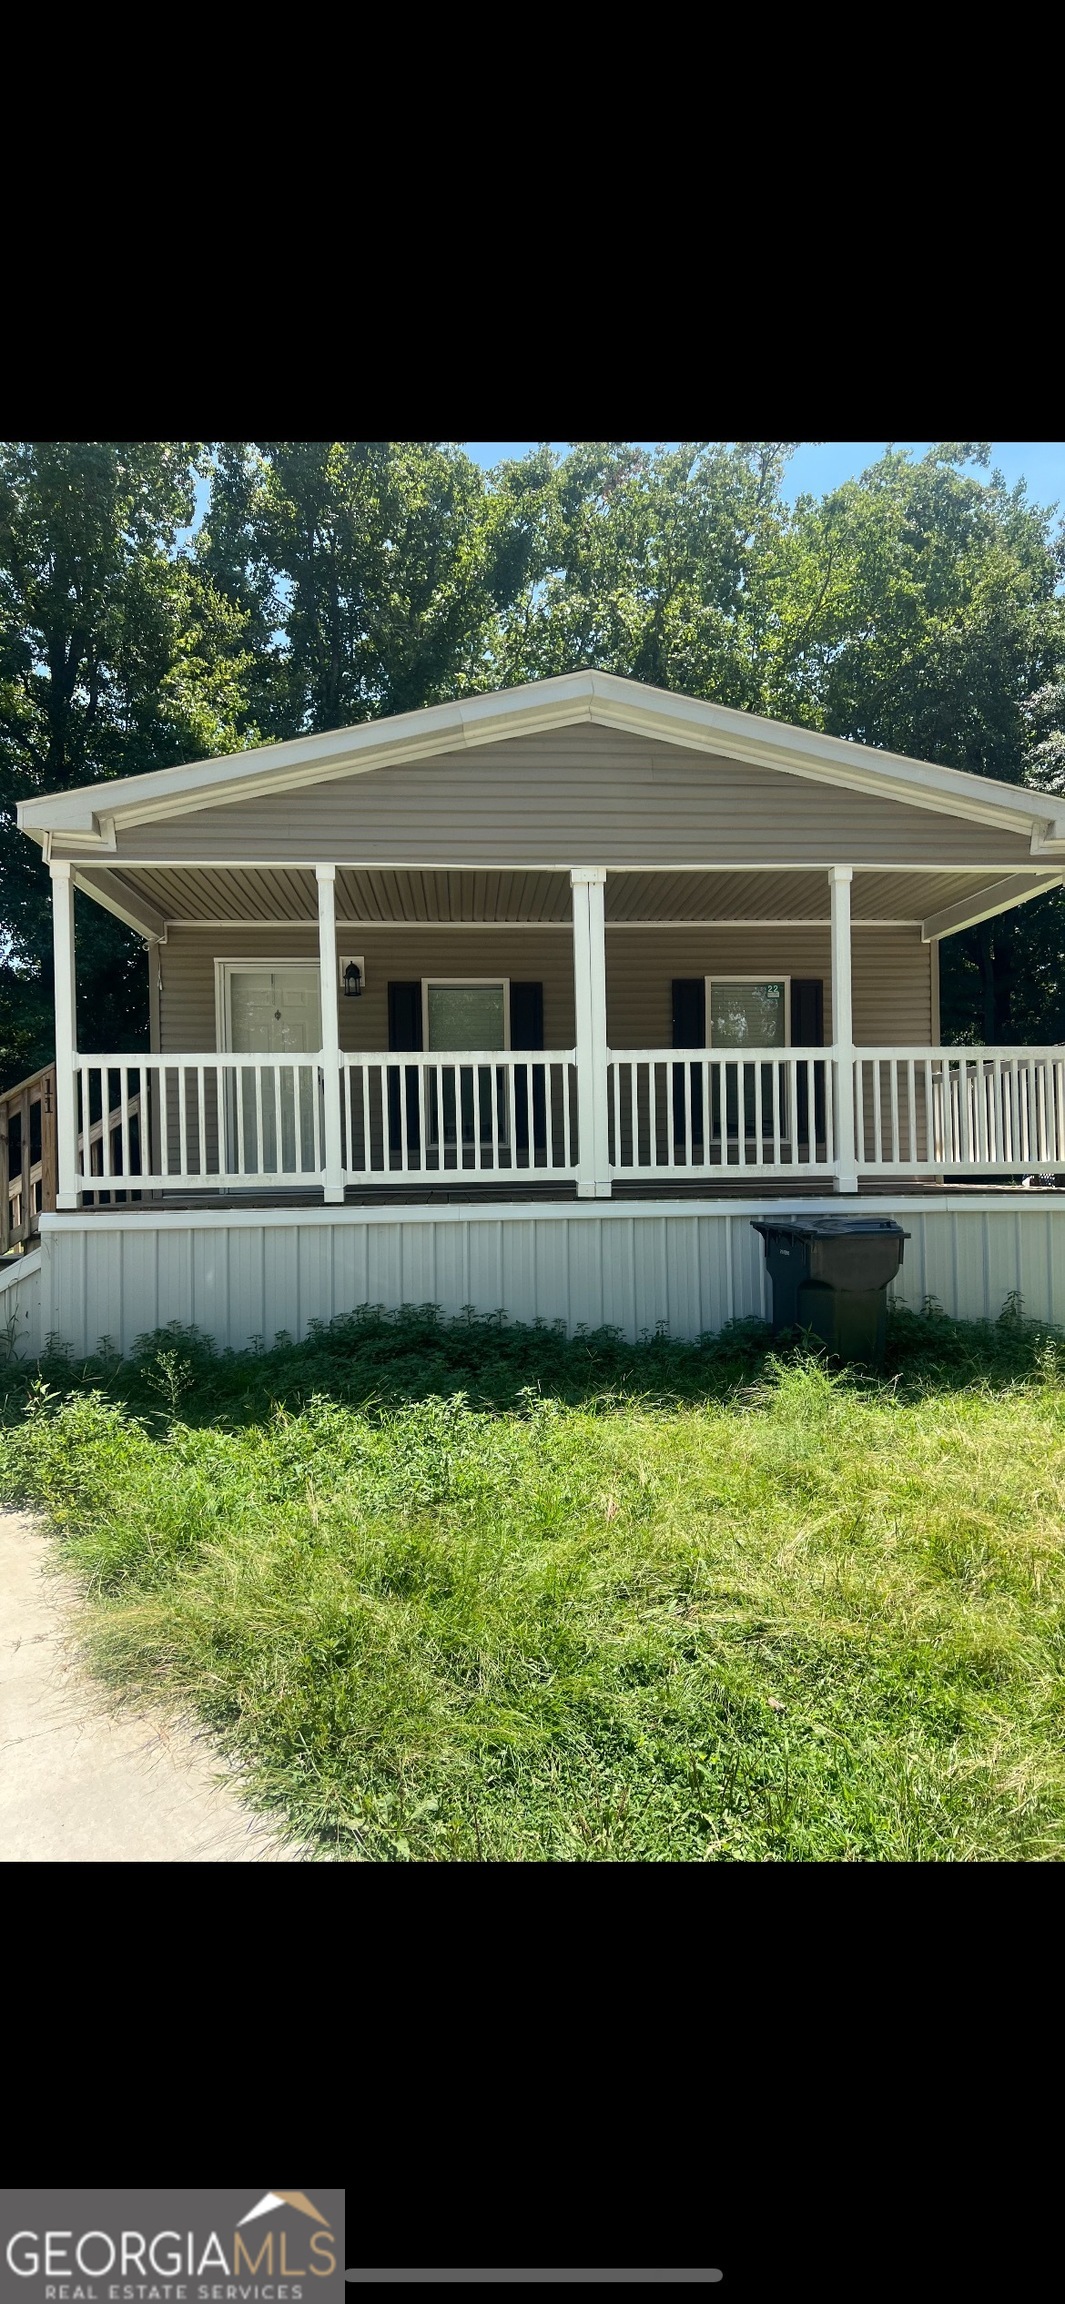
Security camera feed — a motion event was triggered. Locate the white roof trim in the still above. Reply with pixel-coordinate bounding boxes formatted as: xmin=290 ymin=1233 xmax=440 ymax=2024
xmin=920 ymin=870 xmax=1064 ymax=942
xmin=71 ymin=868 xmax=168 ymax=942
xmin=16 ymin=669 xmax=1065 ymax=849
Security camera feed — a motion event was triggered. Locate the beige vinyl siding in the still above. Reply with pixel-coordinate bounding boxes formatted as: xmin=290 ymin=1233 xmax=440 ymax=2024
xmin=853 ymin=928 xmax=932 ymax=1044
xmin=113 ymin=725 xmax=1035 ymax=869
xmin=157 ymin=924 xmax=931 ymax=1056
xmin=158 ymin=928 xmax=579 ymax=1055
xmin=605 ymin=927 xmax=930 ymax=1048
xmin=606 ymin=930 xmax=822 ymax=1049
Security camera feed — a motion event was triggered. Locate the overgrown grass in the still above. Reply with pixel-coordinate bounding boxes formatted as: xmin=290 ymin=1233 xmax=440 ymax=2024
xmin=3 ymin=1300 xmax=1065 ymax=1861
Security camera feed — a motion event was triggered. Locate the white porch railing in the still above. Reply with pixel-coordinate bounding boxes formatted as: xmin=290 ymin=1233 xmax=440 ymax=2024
xmin=71 ymin=1053 xmax=580 ymax=1190
xmin=340 ymin=1051 xmax=579 ymax=1180
xmin=854 ymin=1048 xmax=1065 ymax=1173
xmin=74 ymin=1056 xmax=325 ymax=1189
xmin=608 ymin=1051 xmax=837 ymax=1178
xmin=65 ymin=1046 xmax=1065 ymax=1194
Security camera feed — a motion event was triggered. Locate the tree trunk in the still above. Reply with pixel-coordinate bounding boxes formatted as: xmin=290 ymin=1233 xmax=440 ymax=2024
xmin=976 ymin=918 xmax=1015 ymax=1042
xmin=993 ymin=923 xmax=1015 ymax=1041
xmin=976 ymin=921 xmax=997 ymax=1042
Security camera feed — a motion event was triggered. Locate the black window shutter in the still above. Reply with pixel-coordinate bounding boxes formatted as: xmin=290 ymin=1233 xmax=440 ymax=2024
xmin=672 ymin=979 xmax=706 ymax=1048
xmin=671 ymin=979 xmax=706 ymax=1154
xmin=510 ymin=983 xmax=546 ymax=1153
xmin=790 ymin=979 xmax=824 ymax=1046
xmin=387 ymin=983 xmax=422 ymax=1159
xmin=388 ymin=982 xmax=423 ymax=1052
xmin=790 ymin=980 xmax=825 ymax=1155
xmin=510 ymin=982 xmax=544 ymax=1051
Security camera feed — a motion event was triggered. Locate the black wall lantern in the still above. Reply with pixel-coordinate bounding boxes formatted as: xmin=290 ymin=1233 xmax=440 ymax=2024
xmin=343 ymin=960 xmax=363 ymax=999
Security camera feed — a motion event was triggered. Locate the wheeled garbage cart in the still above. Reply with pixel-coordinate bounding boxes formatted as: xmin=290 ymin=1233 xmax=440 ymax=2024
xmin=752 ymin=1215 xmax=909 ymax=1368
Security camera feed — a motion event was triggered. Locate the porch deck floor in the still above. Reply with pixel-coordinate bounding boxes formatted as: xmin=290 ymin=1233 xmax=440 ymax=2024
xmin=67 ymin=1176 xmax=1065 ymax=1213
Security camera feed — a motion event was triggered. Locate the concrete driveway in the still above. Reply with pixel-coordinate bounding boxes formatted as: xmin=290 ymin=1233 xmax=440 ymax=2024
xmin=0 ymin=1510 xmax=305 ymax=1862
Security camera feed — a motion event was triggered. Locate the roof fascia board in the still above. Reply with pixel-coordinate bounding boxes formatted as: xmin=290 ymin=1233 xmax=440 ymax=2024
xmin=45 ymin=854 xmax=1055 ymax=875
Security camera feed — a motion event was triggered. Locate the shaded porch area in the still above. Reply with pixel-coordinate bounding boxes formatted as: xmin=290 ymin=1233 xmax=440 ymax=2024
xmin=32 ymin=858 xmax=1065 ymax=1210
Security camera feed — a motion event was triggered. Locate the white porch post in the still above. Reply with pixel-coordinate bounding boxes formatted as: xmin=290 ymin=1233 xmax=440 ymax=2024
xmin=829 ymin=864 xmax=858 ymax=1192
xmin=147 ymin=936 xmax=162 ymax=1054
xmin=315 ymin=864 xmax=345 ymax=1203
xmin=50 ymin=860 xmax=79 ymax=1208
xmin=146 ymin=935 xmax=163 ymax=1179
xmin=571 ymin=866 xmax=611 ymax=1197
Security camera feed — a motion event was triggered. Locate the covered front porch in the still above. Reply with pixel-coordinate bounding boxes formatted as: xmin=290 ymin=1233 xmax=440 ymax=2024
xmin=40 ymin=858 xmax=1065 ymax=1212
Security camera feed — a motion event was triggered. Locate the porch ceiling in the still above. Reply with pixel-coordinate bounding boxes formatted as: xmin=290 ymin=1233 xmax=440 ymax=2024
xmin=72 ymin=862 xmax=1041 ymax=934
xmin=604 ymin=868 xmax=1019 ymax=925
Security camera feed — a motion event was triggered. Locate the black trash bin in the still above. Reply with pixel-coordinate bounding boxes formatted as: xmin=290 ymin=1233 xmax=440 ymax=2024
xmin=752 ymin=1215 xmax=909 ymax=1368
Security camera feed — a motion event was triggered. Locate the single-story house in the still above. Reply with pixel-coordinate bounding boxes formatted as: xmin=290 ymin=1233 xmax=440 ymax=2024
xmin=5 ymin=668 xmax=1065 ymax=1353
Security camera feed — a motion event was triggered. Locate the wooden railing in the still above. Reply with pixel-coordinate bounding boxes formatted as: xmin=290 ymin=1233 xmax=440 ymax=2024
xmin=608 ymin=1051 xmax=836 ymax=1178
xmin=854 ymin=1049 xmax=1065 ymax=1173
xmin=0 ymin=1063 xmax=56 ymax=1252
xmin=341 ymin=1051 xmax=579 ymax=1179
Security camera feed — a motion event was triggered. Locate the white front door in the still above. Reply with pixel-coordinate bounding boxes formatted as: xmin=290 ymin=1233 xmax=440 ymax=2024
xmin=227 ymin=967 xmax=322 ymax=1054
xmin=221 ymin=965 xmax=322 ymax=1173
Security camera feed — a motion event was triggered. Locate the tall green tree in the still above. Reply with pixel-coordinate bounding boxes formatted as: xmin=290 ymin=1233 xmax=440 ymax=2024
xmin=493 ymin=440 xmax=800 ymax=704
xmin=780 ymin=446 xmax=1065 ymax=1040
xmin=0 ymin=441 xmax=256 ymax=1085
xmin=197 ymin=441 xmax=535 ymax=734
xmin=784 ymin=445 xmax=1065 ymax=769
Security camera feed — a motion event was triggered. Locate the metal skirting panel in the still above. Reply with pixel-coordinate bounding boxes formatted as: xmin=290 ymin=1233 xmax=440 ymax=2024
xmin=0 ymin=1248 xmax=43 ymax=1359
xmin=34 ymin=1200 xmax=1065 ymax=1356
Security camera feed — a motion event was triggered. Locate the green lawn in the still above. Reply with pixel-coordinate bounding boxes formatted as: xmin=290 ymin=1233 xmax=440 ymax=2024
xmin=3 ymin=1301 xmax=1065 ymax=1862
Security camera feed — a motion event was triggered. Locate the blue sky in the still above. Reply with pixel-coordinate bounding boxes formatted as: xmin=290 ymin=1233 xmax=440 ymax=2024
xmin=462 ymin=442 xmax=1065 ymax=506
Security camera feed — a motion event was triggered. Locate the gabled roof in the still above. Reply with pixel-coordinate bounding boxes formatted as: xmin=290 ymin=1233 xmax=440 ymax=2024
xmin=17 ymin=668 xmax=1065 ymax=855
